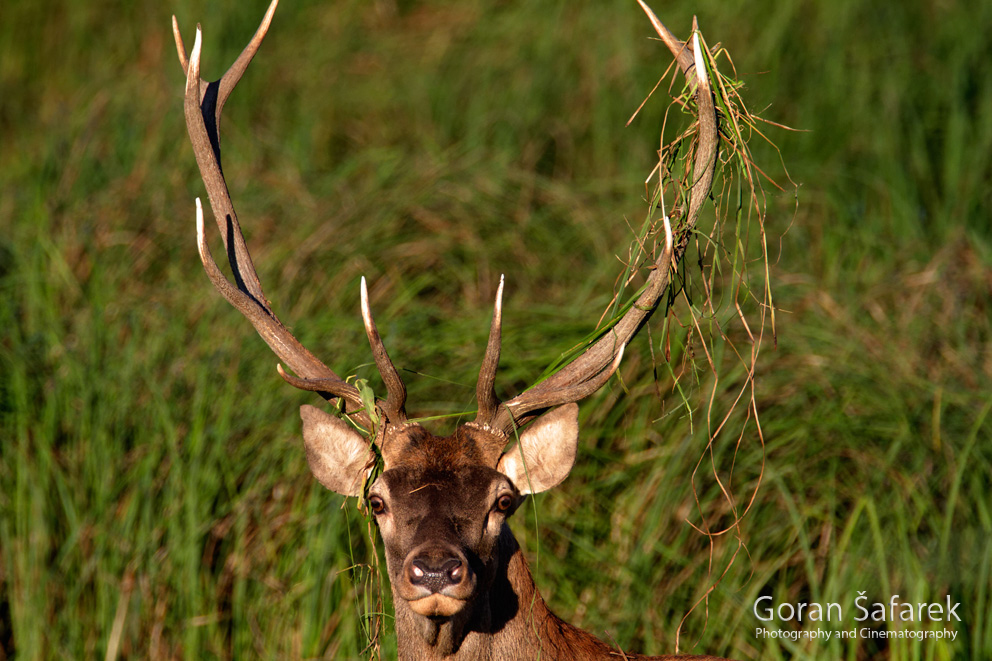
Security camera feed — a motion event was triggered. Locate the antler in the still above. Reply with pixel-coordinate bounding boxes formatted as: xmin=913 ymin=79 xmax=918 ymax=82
xmin=175 ymin=0 xmax=716 ymax=445
xmin=474 ymin=6 xmax=719 ymax=439
xmin=173 ymin=0 xmax=408 ymax=432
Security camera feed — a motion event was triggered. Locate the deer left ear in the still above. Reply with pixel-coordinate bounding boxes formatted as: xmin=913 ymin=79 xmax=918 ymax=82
xmin=300 ymin=405 xmax=373 ymax=497
xmin=496 ymin=403 xmax=579 ymax=495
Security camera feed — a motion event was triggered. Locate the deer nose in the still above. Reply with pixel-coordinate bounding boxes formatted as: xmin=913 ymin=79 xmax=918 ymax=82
xmin=407 ymin=555 xmax=466 ymax=593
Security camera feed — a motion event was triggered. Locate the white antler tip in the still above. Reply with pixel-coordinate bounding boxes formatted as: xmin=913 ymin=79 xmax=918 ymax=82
xmin=194 ymin=197 xmax=211 ymax=259
xmin=195 ymin=199 xmax=205 ymax=237
xmin=495 ymin=275 xmax=505 ymax=317
xmin=613 ymin=344 xmax=626 ymax=369
xmin=359 ymin=276 xmax=374 ymax=330
xmin=692 ymin=32 xmax=709 ymax=88
xmin=185 ymin=25 xmax=203 ymax=85
xmin=663 ymin=214 xmax=672 ymax=253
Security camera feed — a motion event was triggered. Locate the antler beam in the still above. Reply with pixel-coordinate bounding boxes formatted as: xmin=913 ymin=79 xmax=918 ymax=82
xmin=174 ymin=0 xmax=410 ymax=433
xmin=476 ymin=7 xmax=719 ymax=439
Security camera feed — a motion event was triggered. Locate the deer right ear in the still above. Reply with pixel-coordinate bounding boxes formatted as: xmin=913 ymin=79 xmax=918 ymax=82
xmin=496 ymin=403 xmax=580 ymax=495
xmin=300 ymin=405 xmax=373 ymax=497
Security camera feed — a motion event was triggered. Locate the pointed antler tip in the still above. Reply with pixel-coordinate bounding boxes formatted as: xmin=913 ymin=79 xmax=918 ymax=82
xmin=171 ymin=16 xmax=187 ymax=71
xmin=186 ymin=25 xmax=203 ymax=80
xmin=494 ymin=276 xmax=505 ymax=314
xmin=361 ymin=275 xmax=376 ymax=332
xmin=636 ymin=0 xmax=656 ymax=20
xmin=691 ymin=32 xmax=709 ymax=88
xmin=612 ymin=344 xmax=626 ymax=369
xmin=638 ymin=0 xmax=675 ymax=48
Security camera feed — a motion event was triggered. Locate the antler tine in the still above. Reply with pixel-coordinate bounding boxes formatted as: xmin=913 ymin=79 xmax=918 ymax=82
xmin=637 ymin=6 xmax=718 ymax=257
xmin=635 ymin=0 xmax=697 ymax=88
xmin=360 ymin=278 xmax=409 ymax=423
xmin=176 ymin=3 xmax=373 ymax=430
xmin=173 ymin=1 xmax=279 ymax=307
xmin=489 ymin=9 xmax=719 ymax=436
xmin=473 ymin=276 xmax=505 ymax=429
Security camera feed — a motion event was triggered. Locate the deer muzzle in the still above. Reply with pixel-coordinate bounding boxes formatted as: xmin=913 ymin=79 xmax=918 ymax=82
xmin=400 ymin=543 xmax=476 ymax=616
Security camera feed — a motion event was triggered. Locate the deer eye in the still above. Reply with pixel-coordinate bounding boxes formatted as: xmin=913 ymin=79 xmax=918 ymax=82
xmin=368 ymin=495 xmax=386 ymax=515
xmin=495 ymin=494 xmax=514 ymax=512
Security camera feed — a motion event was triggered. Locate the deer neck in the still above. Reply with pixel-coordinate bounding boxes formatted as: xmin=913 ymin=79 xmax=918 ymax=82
xmin=392 ymin=525 xmax=618 ymax=661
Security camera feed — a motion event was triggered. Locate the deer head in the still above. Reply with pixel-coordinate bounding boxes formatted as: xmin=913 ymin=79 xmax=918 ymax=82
xmin=173 ymin=1 xmax=724 ymax=658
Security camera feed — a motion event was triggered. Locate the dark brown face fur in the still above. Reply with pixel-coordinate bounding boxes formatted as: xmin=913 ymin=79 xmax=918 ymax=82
xmin=369 ymin=424 xmax=523 ymax=618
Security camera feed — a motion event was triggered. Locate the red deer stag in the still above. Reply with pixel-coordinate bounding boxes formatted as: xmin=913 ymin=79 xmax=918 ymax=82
xmin=173 ymin=1 xmax=731 ymax=658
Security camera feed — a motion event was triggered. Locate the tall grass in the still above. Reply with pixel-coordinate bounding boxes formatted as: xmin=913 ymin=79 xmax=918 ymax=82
xmin=1 ymin=0 xmax=989 ymax=659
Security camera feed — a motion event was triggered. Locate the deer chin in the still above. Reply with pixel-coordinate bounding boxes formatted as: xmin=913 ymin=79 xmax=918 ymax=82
xmin=406 ymin=593 xmax=468 ymax=618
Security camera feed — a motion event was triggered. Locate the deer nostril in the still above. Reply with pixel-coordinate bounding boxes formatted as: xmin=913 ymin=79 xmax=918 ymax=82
xmin=442 ymin=558 xmax=463 ymax=583
xmin=408 ymin=557 xmax=466 ymax=593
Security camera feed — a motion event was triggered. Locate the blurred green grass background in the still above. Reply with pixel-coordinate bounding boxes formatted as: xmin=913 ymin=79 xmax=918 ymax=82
xmin=1 ymin=0 xmax=990 ymax=659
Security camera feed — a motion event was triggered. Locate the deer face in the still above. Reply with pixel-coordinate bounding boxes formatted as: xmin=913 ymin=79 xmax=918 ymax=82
xmin=300 ymin=403 xmax=580 ymax=619
xmin=368 ymin=447 xmax=518 ymax=617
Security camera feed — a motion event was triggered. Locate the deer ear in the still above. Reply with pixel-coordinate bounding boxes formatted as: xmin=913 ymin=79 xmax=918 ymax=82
xmin=496 ymin=403 xmax=579 ymax=495
xmin=300 ymin=405 xmax=372 ymax=497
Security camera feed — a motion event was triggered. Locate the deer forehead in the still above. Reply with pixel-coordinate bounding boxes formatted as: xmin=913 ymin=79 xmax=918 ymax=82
xmin=380 ymin=423 xmax=508 ymax=471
